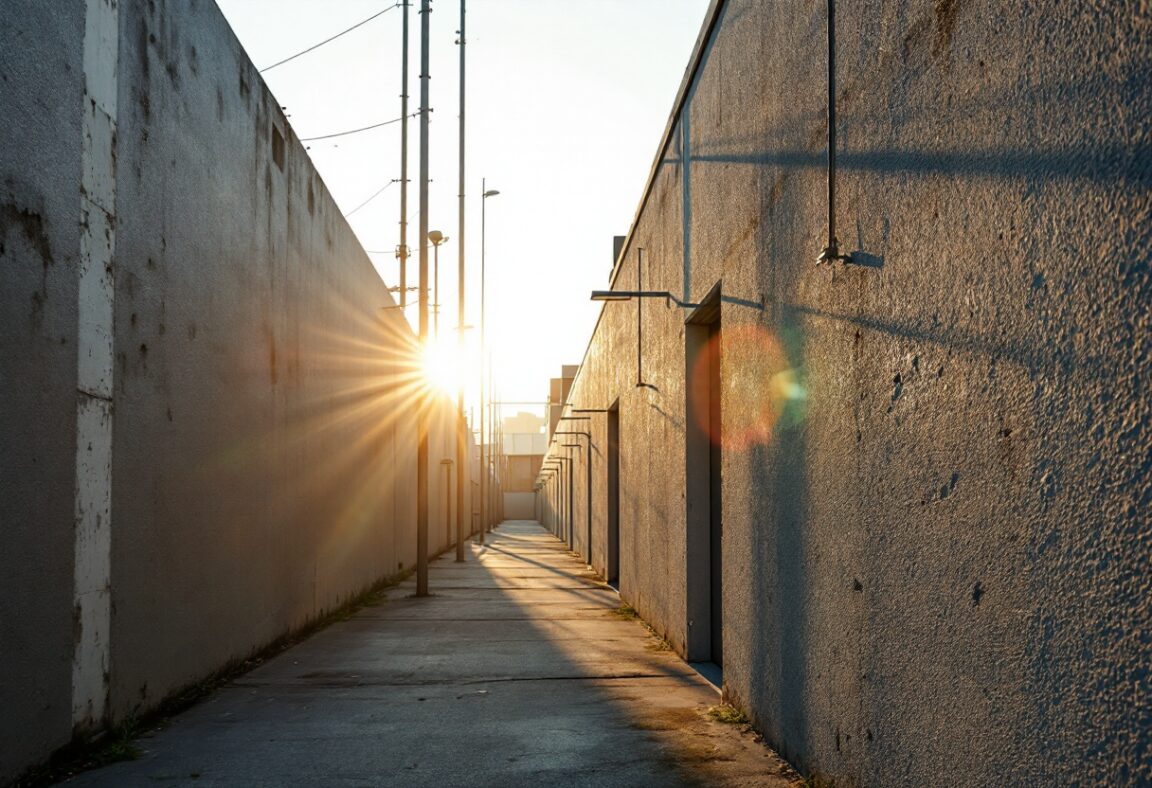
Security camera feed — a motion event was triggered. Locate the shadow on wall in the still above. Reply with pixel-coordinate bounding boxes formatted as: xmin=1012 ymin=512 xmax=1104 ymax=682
xmin=743 ymin=305 xmax=812 ymax=772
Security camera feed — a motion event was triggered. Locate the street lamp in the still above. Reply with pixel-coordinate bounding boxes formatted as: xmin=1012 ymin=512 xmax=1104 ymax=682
xmin=429 ymin=231 xmax=448 ymax=338
xmin=478 ymin=180 xmax=499 ymax=544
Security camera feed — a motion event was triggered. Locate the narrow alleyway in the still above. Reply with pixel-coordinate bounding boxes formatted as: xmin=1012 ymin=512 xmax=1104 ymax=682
xmin=63 ymin=522 xmax=797 ymax=787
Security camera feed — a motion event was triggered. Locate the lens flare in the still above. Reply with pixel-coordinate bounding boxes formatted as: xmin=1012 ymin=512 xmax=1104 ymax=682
xmin=422 ymin=336 xmax=463 ymax=394
xmin=689 ymin=323 xmax=806 ymax=451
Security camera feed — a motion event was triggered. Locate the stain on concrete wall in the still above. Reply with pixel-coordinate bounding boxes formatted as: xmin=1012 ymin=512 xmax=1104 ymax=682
xmin=0 ymin=4 xmax=87 ymax=781
xmin=555 ymin=0 xmax=1150 ymax=784
xmin=106 ymin=0 xmax=464 ymax=724
xmin=1 ymin=1 xmax=471 ymax=781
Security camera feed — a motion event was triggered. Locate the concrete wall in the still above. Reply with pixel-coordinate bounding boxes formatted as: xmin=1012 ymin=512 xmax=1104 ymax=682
xmin=503 ymin=492 xmax=536 ymax=521
xmin=0 ymin=1 xmax=472 ymax=782
xmin=0 ymin=4 xmax=88 ymax=778
xmin=548 ymin=0 xmax=1151 ymax=784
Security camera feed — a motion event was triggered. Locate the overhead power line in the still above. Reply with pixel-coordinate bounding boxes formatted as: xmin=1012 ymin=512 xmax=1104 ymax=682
xmin=301 ymin=110 xmax=423 ymax=142
xmin=259 ymin=4 xmax=399 ymax=73
xmin=345 ymin=180 xmax=399 ymax=217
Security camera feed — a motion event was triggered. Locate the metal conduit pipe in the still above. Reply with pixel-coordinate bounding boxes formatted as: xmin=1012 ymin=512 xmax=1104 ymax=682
xmin=817 ymin=0 xmax=852 ymax=265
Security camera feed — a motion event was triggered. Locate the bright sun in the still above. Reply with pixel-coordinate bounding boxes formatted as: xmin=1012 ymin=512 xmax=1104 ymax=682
xmin=422 ymin=337 xmax=462 ymax=393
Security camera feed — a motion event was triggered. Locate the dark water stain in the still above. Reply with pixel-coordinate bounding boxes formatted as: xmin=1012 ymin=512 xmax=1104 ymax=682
xmin=1 ymin=203 xmax=54 ymax=267
xmin=933 ymin=0 xmax=958 ymax=59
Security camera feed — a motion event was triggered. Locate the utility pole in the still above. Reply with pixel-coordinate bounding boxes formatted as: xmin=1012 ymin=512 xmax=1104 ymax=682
xmin=415 ymin=0 xmax=431 ymax=597
xmin=478 ymin=182 xmax=499 ymax=540
xmin=478 ymin=177 xmax=487 ymax=545
xmin=398 ymin=0 xmax=410 ymax=309
xmin=454 ymin=0 xmax=467 ymax=561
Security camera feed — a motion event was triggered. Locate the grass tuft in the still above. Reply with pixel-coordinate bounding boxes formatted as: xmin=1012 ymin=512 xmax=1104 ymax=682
xmin=707 ymin=704 xmax=749 ymax=725
xmin=609 ymin=604 xmax=639 ymax=620
xmin=92 ymin=720 xmax=143 ymax=766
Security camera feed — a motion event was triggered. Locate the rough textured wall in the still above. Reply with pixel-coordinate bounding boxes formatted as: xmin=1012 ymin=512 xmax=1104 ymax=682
xmin=1 ymin=1 xmax=468 ymax=781
xmin=0 ymin=5 xmax=86 ymax=780
xmin=561 ymin=0 xmax=1150 ymax=784
xmin=108 ymin=0 xmax=463 ymax=721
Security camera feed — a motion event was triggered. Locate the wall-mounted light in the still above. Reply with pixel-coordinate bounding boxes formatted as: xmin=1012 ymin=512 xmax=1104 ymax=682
xmin=590 ymin=290 xmax=695 ymax=307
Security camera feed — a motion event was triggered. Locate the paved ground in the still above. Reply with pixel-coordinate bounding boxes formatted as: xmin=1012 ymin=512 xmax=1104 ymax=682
xmin=63 ymin=521 xmax=799 ymax=787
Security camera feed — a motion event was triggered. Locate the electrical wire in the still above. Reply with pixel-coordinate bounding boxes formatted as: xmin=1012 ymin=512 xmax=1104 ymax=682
xmin=301 ymin=110 xmax=422 ymax=142
xmin=259 ymin=4 xmax=400 ymax=73
xmin=345 ymin=180 xmax=399 ymax=217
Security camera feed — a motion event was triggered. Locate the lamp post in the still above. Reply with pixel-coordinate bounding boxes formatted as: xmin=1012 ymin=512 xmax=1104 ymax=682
xmin=429 ymin=231 xmax=448 ymax=338
xmin=478 ymin=181 xmax=499 ymax=544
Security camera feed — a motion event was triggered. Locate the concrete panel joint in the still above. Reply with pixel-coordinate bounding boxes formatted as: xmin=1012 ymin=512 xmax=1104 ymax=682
xmin=72 ymin=0 xmax=119 ymax=732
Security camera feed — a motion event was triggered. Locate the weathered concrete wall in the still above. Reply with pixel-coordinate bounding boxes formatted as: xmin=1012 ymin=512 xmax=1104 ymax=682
xmin=0 ymin=4 xmax=87 ymax=779
xmin=553 ymin=0 xmax=1151 ymax=784
xmin=1 ymin=1 xmax=471 ymax=781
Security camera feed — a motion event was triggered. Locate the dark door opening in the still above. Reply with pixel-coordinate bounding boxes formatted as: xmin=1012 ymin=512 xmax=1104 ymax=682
xmin=607 ymin=402 xmax=620 ymax=589
xmin=685 ymin=290 xmax=722 ymax=672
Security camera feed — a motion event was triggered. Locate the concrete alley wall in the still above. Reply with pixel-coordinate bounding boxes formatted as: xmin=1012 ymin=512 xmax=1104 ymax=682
xmin=548 ymin=0 xmax=1150 ymax=784
xmin=0 ymin=2 xmax=470 ymax=781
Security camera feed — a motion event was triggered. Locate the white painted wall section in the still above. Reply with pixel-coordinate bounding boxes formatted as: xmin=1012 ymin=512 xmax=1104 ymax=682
xmin=72 ymin=0 xmax=118 ymax=731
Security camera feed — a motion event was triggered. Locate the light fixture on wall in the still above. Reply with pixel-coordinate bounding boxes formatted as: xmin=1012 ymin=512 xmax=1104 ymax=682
xmin=590 ymin=248 xmax=699 ymax=389
xmin=590 ymin=290 xmax=695 ymax=306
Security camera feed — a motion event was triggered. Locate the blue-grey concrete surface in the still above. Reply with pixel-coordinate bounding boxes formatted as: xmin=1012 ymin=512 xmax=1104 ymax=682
xmin=0 ymin=4 xmax=87 ymax=780
xmin=550 ymin=0 xmax=1152 ymax=785
xmin=60 ymin=523 xmax=799 ymax=787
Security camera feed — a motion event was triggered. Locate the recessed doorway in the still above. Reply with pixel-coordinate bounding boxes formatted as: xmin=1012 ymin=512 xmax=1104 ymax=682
xmin=685 ymin=287 xmax=722 ymax=672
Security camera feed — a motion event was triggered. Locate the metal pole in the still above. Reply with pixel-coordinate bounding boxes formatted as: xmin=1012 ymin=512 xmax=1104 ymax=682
xmin=415 ymin=0 xmax=431 ymax=597
xmin=493 ymin=354 xmax=497 ymax=529
xmin=432 ymin=240 xmax=439 ymax=337
xmin=827 ymin=0 xmax=837 ymax=255
xmin=554 ymin=430 xmax=592 ymax=562
xmin=567 ymin=455 xmax=574 ymax=550
xmin=487 ymin=361 xmax=492 ymax=531
xmin=586 ymin=447 xmax=592 ymax=562
xmin=636 ymin=248 xmax=643 ymax=386
xmin=398 ymin=0 xmax=409 ymax=309
xmin=817 ymin=0 xmax=849 ymax=264
xmin=441 ymin=459 xmax=453 ymax=546
xmin=478 ymin=177 xmax=486 ymax=545
xmin=454 ymin=0 xmax=467 ymax=563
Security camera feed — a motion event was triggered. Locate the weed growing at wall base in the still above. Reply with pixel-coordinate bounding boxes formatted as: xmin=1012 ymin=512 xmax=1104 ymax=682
xmin=707 ymin=704 xmax=750 ymax=725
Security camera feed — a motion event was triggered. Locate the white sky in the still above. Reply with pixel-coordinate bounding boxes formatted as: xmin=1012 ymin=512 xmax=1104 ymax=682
xmin=215 ymin=0 xmax=710 ymax=418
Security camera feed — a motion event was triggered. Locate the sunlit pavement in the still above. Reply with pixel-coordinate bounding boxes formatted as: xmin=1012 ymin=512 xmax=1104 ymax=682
xmin=63 ymin=521 xmax=799 ymax=787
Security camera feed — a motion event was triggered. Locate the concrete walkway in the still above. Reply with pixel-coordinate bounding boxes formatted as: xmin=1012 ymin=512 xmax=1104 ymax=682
xmin=65 ymin=521 xmax=798 ymax=787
